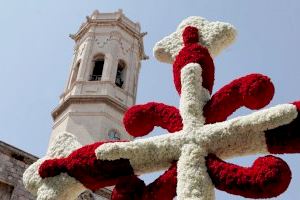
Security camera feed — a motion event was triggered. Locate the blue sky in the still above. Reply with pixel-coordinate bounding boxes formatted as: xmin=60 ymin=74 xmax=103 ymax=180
xmin=0 ymin=1 xmax=300 ymax=199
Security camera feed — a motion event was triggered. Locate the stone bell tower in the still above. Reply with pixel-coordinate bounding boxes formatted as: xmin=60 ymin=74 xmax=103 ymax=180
xmin=49 ymin=10 xmax=147 ymax=147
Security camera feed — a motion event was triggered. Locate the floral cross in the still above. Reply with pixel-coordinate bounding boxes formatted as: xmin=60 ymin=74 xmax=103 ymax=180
xmin=23 ymin=17 xmax=300 ymax=200
xmin=95 ymin=62 xmax=299 ymax=199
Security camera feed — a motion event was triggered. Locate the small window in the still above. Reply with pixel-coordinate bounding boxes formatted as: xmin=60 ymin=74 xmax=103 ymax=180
xmin=90 ymin=58 xmax=104 ymax=81
xmin=108 ymin=130 xmax=121 ymax=140
xmin=115 ymin=61 xmax=126 ymax=88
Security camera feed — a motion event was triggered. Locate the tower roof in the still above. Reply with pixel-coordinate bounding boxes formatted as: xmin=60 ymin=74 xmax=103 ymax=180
xmin=70 ymin=9 xmax=148 ymax=60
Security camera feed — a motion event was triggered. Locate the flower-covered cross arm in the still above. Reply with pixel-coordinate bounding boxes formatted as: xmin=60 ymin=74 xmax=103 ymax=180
xmin=205 ymin=103 xmax=299 ymax=158
xmin=123 ymin=102 xmax=183 ymax=137
xmin=177 ymin=144 xmax=215 ymax=200
xmin=95 ymin=132 xmax=184 ymax=174
xmin=204 ymin=73 xmax=275 ymax=124
xmin=39 ymin=141 xmax=135 ymax=191
xmin=179 ymin=63 xmax=210 ymax=128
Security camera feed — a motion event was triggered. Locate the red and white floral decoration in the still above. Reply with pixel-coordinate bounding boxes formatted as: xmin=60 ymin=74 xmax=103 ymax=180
xmin=23 ymin=16 xmax=300 ymax=200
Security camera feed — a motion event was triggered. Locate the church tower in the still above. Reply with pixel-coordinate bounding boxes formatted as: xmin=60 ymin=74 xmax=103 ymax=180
xmin=49 ymin=10 xmax=147 ymax=147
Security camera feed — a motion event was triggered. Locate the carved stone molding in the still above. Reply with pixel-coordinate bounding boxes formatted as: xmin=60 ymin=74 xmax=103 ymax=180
xmin=52 ymin=95 xmax=128 ymax=120
xmin=95 ymin=31 xmax=134 ymax=56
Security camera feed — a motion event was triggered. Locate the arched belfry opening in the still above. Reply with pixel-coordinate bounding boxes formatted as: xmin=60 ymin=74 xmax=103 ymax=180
xmin=115 ymin=60 xmax=126 ymax=88
xmin=90 ymin=54 xmax=105 ymax=81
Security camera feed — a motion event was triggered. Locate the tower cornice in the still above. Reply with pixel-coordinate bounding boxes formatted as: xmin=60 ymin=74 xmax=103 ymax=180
xmin=69 ymin=10 xmax=148 ymax=60
xmin=51 ymin=95 xmax=128 ymax=121
xmin=60 ymin=80 xmax=136 ymax=101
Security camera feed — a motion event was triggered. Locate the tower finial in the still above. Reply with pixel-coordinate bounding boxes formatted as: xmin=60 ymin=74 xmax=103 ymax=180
xmin=91 ymin=10 xmax=100 ymax=19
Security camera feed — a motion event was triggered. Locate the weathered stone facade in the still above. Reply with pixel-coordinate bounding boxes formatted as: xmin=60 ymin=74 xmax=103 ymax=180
xmin=0 ymin=141 xmax=37 ymax=200
xmin=0 ymin=140 xmax=111 ymax=200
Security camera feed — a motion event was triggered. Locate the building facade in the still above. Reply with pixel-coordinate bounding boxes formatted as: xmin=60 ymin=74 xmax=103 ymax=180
xmin=0 ymin=141 xmax=37 ymax=200
xmin=0 ymin=10 xmax=146 ymax=200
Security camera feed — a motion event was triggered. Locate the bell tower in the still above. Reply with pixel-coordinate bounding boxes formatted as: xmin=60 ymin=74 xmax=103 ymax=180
xmin=49 ymin=10 xmax=147 ymax=146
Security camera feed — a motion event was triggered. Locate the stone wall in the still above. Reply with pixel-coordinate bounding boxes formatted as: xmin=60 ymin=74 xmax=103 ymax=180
xmin=0 ymin=141 xmax=37 ymax=200
xmin=0 ymin=140 xmax=111 ymax=200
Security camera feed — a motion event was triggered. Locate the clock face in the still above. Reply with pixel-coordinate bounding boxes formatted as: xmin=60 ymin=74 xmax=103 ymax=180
xmin=108 ymin=130 xmax=121 ymax=140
